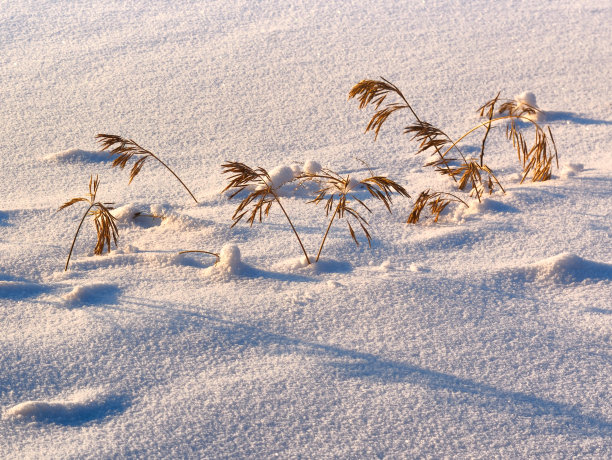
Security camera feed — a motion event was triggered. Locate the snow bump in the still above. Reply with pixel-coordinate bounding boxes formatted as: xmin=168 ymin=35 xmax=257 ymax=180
xmin=3 ymin=388 xmax=128 ymax=425
xmin=43 ymin=148 xmax=110 ymax=164
xmin=62 ymin=282 xmax=120 ymax=306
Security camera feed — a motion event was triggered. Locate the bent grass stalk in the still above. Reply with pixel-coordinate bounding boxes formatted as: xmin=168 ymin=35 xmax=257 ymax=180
xmin=350 ymin=78 xmax=559 ymax=222
xmin=300 ymin=169 xmax=409 ymax=261
xmin=58 ymin=175 xmax=118 ymax=271
xmin=96 ymin=134 xmax=198 ymax=203
xmin=222 ymin=162 xmax=311 ymax=264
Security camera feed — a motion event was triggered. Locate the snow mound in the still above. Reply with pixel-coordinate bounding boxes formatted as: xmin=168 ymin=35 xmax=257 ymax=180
xmin=267 ymin=165 xmax=296 ymax=189
xmin=3 ymin=388 xmax=127 ymax=425
xmin=110 ymin=203 xmax=141 ymax=224
xmin=560 ymin=163 xmax=585 ymax=178
xmin=275 ymin=256 xmax=352 ymax=274
xmin=454 ymin=197 xmax=518 ymax=220
xmin=160 ymin=213 xmax=201 ymax=231
xmin=303 ymin=160 xmax=322 ymax=174
xmin=43 ymin=148 xmax=109 ymax=163
xmin=203 ymin=244 xmax=242 ymax=279
xmin=62 ymin=282 xmax=120 ymax=306
xmin=518 ymin=253 xmax=612 ymax=284
xmin=514 ymin=91 xmax=545 ymax=122
xmin=497 ymin=91 xmax=545 ymax=122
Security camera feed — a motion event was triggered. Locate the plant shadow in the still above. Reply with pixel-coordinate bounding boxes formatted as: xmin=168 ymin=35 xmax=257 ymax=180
xmin=0 ymin=210 xmax=9 ymax=226
xmin=544 ymin=111 xmax=612 ymax=126
xmin=240 ymin=264 xmax=316 ymax=283
xmin=103 ymin=299 xmax=612 ymax=438
xmin=0 ymin=275 xmax=51 ymax=300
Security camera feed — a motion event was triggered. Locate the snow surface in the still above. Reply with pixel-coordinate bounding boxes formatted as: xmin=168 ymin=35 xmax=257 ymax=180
xmin=1 ymin=0 xmax=611 ymax=458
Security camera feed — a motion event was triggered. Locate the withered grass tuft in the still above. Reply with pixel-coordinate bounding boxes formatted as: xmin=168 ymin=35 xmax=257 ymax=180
xmin=350 ymin=77 xmax=559 ymax=222
xmin=58 ymin=175 xmax=118 ymax=271
xmin=222 ymin=161 xmax=408 ymax=264
xmin=97 ymin=134 xmax=198 ymax=203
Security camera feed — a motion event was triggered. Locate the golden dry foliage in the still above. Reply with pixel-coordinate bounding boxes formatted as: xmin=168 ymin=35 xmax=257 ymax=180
xmin=407 ymin=190 xmax=468 ymax=224
xmin=58 ymin=175 xmax=119 ymax=271
xmin=97 ymin=134 xmax=198 ymax=203
xmin=350 ymin=78 xmax=560 ymax=223
xmin=479 ymin=96 xmax=559 ymax=183
xmin=300 ymin=169 xmax=409 ymax=261
xmin=222 ymin=161 xmax=311 ymax=264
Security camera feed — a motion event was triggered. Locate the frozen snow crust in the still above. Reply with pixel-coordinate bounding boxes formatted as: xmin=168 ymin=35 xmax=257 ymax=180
xmin=1 ymin=0 xmax=611 ymax=458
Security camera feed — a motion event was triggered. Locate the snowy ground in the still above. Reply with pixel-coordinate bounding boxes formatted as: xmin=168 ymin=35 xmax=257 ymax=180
xmin=1 ymin=0 xmax=611 ymax=458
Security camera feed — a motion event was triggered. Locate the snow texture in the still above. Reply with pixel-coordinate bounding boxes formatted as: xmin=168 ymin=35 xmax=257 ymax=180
xmin=1 ymin=0 xmax=611 ymax=458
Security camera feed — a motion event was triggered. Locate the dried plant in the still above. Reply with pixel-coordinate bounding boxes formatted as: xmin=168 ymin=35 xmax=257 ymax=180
xmin=350 ymin=77 xmax=559 ymax=223
xmin=407 ymin=190 xmax=468 ymax=224
xmin=178 ymin=250 xmax=220 ymax=264
xmin=299 ymin=169 xmax=409 ymax=261
xmin=96 ymin=134 xmax=198 ymax=203
xmin=133 ymin=211 xmax=165 ymax=220
xmin=58 ymin=175 xmax=118 ymax=271
xmin=349 ymin=78 xmax=455 ymax=177
xmin=222 ymin=161 xmax=311 ymax=264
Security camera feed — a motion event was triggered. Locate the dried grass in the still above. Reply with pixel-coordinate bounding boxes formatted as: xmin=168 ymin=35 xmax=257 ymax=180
xmin=222 ymin=161 xmax=311 ymax=264
xmin=58 ymin=175 xmax=118 ymax=271
xmin=299 ymin=169 xmax=409 ymax=261
xmin=222 ymin=161 xmax=408 ymax=263
xmin=350 ymin=78 xmax=559 ymax=223
xmin=97 ymin=134 xmax=198 ymax=203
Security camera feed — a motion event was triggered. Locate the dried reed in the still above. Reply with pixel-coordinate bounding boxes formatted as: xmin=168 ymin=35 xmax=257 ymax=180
xmin=222 ymin=161 xmax=311 ymax=264
xmin=58 ymin=175 xmax=118 ymax=271
xmin=350 ymin=78 xmax=559 ymax=222
xmin=97 ymin=134 xmax=198 ymax=203
xmin=407 ymin=190 xmax=468 ymax=224
xmin=299 ymin=169 xmax=409 ymax=261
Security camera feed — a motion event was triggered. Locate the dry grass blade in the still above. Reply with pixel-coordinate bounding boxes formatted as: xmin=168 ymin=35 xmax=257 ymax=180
xmin=96 ymin=134 xmax=198 ymax=203
xmin=441 ymin=160 xmax=504 ymax=202
xmin=57 ymin=175 xmax=119 ymax=271
xmin=407 ymin=190 xmax=469 ymax=224
xmin=350 ymin=79 xmax=457 ymax=179
xmin=349 ymin=77 xmax=420 ymax=140
xmin=301 ymin=168 xmax=408 ymax=261
xmin=222 ymin=161 xmax=311 ymax=264
xmin=476 ymin=91 xmax=501 ymax=166
xmin=178 ymin=250 xmax=220 ymax=264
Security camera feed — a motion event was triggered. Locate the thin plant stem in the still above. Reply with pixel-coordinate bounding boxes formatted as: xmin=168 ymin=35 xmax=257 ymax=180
xmin=440 ymin=115 xmax=533 ymax=159
xmin=316 ymin=204 xmax=338 ymax=262
xmin=147 ymin=151 xmax=198 ymax=204
xmin=380 ymin=78 xmax=455 ymax=179
xmin=480 ymin=121 xmax=492 ymax=167
xmin=273 ymin=193 xmax=311 ymax=265
xmin=65 ymin=204 xmax=94 ymax=271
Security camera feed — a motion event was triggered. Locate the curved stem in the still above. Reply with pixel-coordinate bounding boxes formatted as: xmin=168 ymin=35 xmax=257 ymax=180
xmin=65 ymin=204 xmax=94 ymax=271
xmin=316 ymin=205 xmax=339 ymax=262
xmin=273 ymin=194 xmax=311 ymax=265
xmin=440 ymin=115 xmax=533 ymax=160
xmin=148 ymin=152 xmax=198 ymax=204
xmin=383 ymin=78 xmax=457 ymax=179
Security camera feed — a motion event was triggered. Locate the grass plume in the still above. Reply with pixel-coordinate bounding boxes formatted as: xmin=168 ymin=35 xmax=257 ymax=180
xmin=58 ymin=175 xmax=118 ymax=271
xmin=96 ymin=134 xmax=198 ymax=203
xmin=222 ymin=161 xmax=311 ymax=264
xmin=350 ymin=77 xmax=559 ymax=222
xmin=300 ymin=168 xmax=409 ymax=261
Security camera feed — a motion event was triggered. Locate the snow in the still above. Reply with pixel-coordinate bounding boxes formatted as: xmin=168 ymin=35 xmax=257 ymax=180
xmin=1 ymin=0 xmax=611 ymax=458
xmin=3 ymin=388 xmax=126 ymax=426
